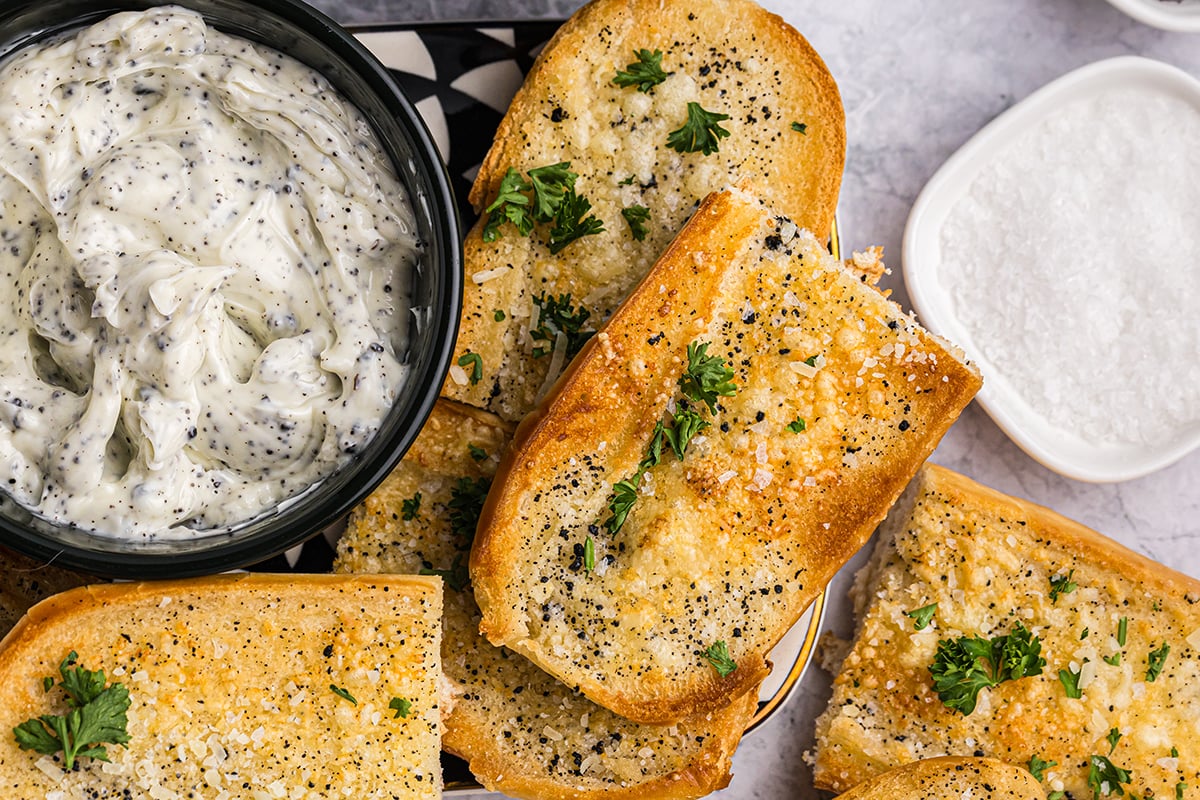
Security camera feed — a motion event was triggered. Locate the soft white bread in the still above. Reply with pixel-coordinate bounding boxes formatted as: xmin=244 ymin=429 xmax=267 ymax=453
xmin=0 ymin=574 xmax=444 ymax=798
xmin=335 ymin=399 xmax=758 ymax=799
xmin=442 ymin=0 xmax=844 ymax=421
xmin=471 ymin=188 xmax=982 ymax=724
xmin=835 ymin=757 xmax=1047 ymax=800
xmin=811 ymin=464 xmax=1200 ymax=799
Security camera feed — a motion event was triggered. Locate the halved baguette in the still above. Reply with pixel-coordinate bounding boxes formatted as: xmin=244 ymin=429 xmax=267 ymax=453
xmin=836 ymin=757 xmax=1046 ymax=800
xmin=470 ymin=187 xmax=982 ymax=724
xmin=334 ymin=399 xmax=758 ymax=799
xmin=811 ymin=464 xmax=1200 ymax=799
xmin=0 ymin=574 xmax=443 ymax=798
xmin=442 ymin=0 xmax=844 ymax=421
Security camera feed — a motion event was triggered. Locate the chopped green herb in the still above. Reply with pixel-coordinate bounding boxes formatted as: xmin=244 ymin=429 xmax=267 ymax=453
xmin=1103 ymin=653 xmax=1122 ymax=666
xmin=389 ymin=697 xmax=412 ymax=719
xmin=583 ymin=535 xmax=596 ymax=573
xmin=41 ymin=676 xmax=53 ymax=693
xmin=1088 ymin=754 xmax=1132 ymax=798
xmin=1028 ymin=754 xmax=1058 ymax=782
xmin=447 ymin=476 xmax=490 ymax=545
xmin=618 ymin=174 xmax=637 ymax=186
xmin=1081 ymin=627 xmax=1090 ymax=640
xmin=1049 ymin=569 xmax=1078 ymax=603
xmin=329 ymin=684 xmax=357 ymax=705
xmin=604 ymin=477 xmax=640 ymax=535
xmin=678 ymin=341 xmax=736 ymax=413
xmin=1146 ymin=643 xmax=1170 ymax=682
xmin=401 ymin=492 xmax=421 ymax=521
xmin=482 ymin=168 xmax=534 ymax=242
xmin=457 ymin=352 xmax=483 ymax=385
xmin=790 ymin=121 xmax=807 ymax=134
xmin=1106 ymin=727 xmax=1122 ymax=754
xmin=663 ymin=404 xmax=709 ymax=461
xmin=621 ymin=204 xmax=651 ymax=241
xmin=493 ymin=309 xmax=506 ymax=321
xmin=527 ymin=162 xmax=577 ymax=222
xmin=13 ymin=651 xmax=131 ymax=770
xmin=530 ymin=292 xmax=594 ymax=360
xmin=906 ymin=603 xmax=938 ymax=631
xmin=420 ymin=552 xmax=471 ymax=592
xmin=667 ymin=102 xmax=731 ymax=156
xmin=547 ymin=188 xmax=605 ymax=254
xmin=785 ymin=417 xmax=807 ymax=434
xmin=1059 ymin=665 xmax=1083 ymax=699
xmin=1153 ymin=600 xmax=1162 ymax=612
xmin=1047 ymin=793 xmax=1065 ymax=800
xmin=468 ymin=444 xmax=487 ymax=461
xmin=1171 ymin=747 xmax=1179 ymax=759
xmin=612 ymin=48 xmax=669 ymax=92
xmin=804 ymin=355 xmax=819 ymax=367
xmin=1118 ymin=616 xmax=1128 ymax=646
xmin=1178 ymin=781 xmax=1188 ymax=800
xmin=928 ymin=623 xmax=1046 ymax=715
xmin=703 ymin=641 xmax=737 ymax=677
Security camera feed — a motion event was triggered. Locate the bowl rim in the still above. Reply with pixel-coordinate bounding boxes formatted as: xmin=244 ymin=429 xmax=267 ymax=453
xmin=0 ymin=0 xmax=462 ymax=576
xmin=902 ymin=55 xmax=1200 ymax=483
xmin=1103 ymin=0 xmax=1200 ymax=33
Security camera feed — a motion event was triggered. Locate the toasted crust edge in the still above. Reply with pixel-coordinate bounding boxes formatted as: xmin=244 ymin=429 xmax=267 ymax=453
xmin=835 ymin=756 xmax=1047 ymax=800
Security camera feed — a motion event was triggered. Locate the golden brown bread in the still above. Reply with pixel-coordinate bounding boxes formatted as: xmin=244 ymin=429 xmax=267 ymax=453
xmin=442 ymin=0 xmax=844 ymax=421
xmin=835 ymin=757 xmax=1047 ymax=800
xmin=812 ymin=464 xmax=1200 ymax=799
xmin=470 ymin=188 xmax=982 ymax=724
xmin=0 ymin=574 xmax=444 ymax=798
xmin=335 ymin=399 xmax=758 ymax=799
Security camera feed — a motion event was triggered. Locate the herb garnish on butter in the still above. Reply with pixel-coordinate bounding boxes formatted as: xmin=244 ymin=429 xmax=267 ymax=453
xmin=906 ymin=603 xmax=937 ymax=631
xmin=612 ymin=49 xmax=669 ymax=93
xmin=458 ymin=352 xmax=483 ymax=385
xmin=667 ymin=103 xmax=731 ymax=156
xmin=1087 ymin=755 xmax=1132 ymax=798
xmin=401 ymin=492 xmax=421 ymax=521
xmin=1058 ymin=664 xmax=1083 ymax=699
xmin=13 ymin=651 xmax=130 ymax=770
xmin=928 ymin=623 xmax=1045 ymax=715
xmin=1027 ymin=754 xmax=1057 ymax=782
xmin=389 ymin=697 xmax=412 ymax=719
xmin=1048 ymin=568 xmax=1077 ymax=603
xmin=1146 ymin=642 xmax=1170 ymax=682
xmin=531 ymin=292 xmax=594 ymax=360
xmin=703 ymin=641 xmax=737 ymax=677
xmin=329 ymin=684 xmax=357 ymax=705
xmin=621 ymin=204 xmax=651 ymax=241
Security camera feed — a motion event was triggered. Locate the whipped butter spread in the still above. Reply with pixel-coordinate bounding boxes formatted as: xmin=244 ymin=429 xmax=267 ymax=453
xmin=0 ymin=7 xmax=419 ymax=538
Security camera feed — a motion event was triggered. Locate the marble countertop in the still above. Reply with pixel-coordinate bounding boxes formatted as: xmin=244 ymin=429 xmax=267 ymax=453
xmin=308 ymin=1 xmax=1200 ymax=797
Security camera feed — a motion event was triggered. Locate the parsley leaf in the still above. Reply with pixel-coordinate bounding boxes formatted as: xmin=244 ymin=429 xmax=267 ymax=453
xmin=618 ymin=174 xmax=637 ymax=186
xmin=1103 ymin=653 xmax=1121 ymax=666
xmin=1047 ymin=793 xmax=1066 ymax=800
xmin=547 ymin=188 xmax=605 ymax=254
xmin=527 ymin=162 xmax=577 ymax=222
xmin=401 ymin=492 xmax=421 ymax=521
xmin=530 ymin=292 xmax=594 ymax=360
xmin=667 ymin=102 xmax=731 ymax=156
xmin=329 ymin=684 xmax=357 ymax=705
xmin=621 ymin=204 xmax=651 ymax=241
xmin=703 ymin=641 xmax=737 ymax=677
xmin=583 ymin=535 xmax=596 ymax=573
xmin=493 ymin=309 xmax=506 ymax=321
xmin=604 ymin=477 xmax=640 ymax=535
xmin=1059 ymin=665 xmax=1083 ymax=699
xmin=678 ymin=341 xmax=736 ymax=413
xmin=1178 ymin=781 xmax=1188 ymax=800
xmin=389 ymin=697 xmax=412 ymax=719
xmin=468 ymin=444 xmax=487 ymax=461
xmin=1028 ymin=754 xmax=1058 ymax=782
xmin=612 ymin=49 xmax=669 ymax=92
xmin=420 ymin=552 xmax=470 ymax=592
xmin=1049 ymin=569 xmax=1078 ymax=603
xmin=447 ymin=476 xmax=490 ymax=545
xmin=1118 ymin=616 xmax=1128 ymax=646
xmin=663 ymin=404 xmax=709 ymax=461
xmin=457 ymin=352 xmax=483 ymax=385
xmin=12 ymin=651 xmax=131 ymax=771
xmin=1146 ymin=642 xmax=1170 ymax=682
xmin=1087 ymin=754 xmax=1132 ymax=798
xmin=482 ymin=168 xmax=534 ymax=242
xmin=785 ymin=417 xmax=807 ymax=434
xmin=928 ymin=623 xmax=1045 ymax=715
xmin=1107 ymin=727 xmax=1122 ymax=754
xmin=791 ymin=121 xmax=808 ymax=134
xmin=906 ymin=603 xmax=938 ymax=631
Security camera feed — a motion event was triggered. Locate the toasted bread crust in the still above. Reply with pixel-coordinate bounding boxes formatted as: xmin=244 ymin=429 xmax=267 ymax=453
xmin=0 ymin=574 xmax=443 ymax=798
xmin=335 ymin=400 xmax=757 ymax=799
xmin=836 ymin=757 xmax=1047 ymax=800
xmin=812 ymin=465 xmax=1200 ymax=798
xmin=471 ymin=189 xmax=981 ymax=724
xmin=444 ymin=0 xmax=845 ymax=421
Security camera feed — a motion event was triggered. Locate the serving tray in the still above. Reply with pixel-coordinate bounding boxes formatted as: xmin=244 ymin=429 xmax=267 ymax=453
xmin=256 ymin=20 xmax=832 ymax=794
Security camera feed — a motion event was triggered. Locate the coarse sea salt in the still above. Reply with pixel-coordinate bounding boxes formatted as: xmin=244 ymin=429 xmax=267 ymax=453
xmin=938 ymin=87 xmax=1200 ymax=448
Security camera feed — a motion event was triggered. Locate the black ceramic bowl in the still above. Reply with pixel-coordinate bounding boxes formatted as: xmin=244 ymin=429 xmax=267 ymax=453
xmin=0 ymin=0 xmax=461 ymax=578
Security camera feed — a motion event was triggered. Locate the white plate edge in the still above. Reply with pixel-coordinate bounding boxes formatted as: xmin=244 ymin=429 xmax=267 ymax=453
xmin=902 ymin=55 xmax=1200 ymax=483
xmin=1104 ymin=0 xmax=1200 ymax=33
